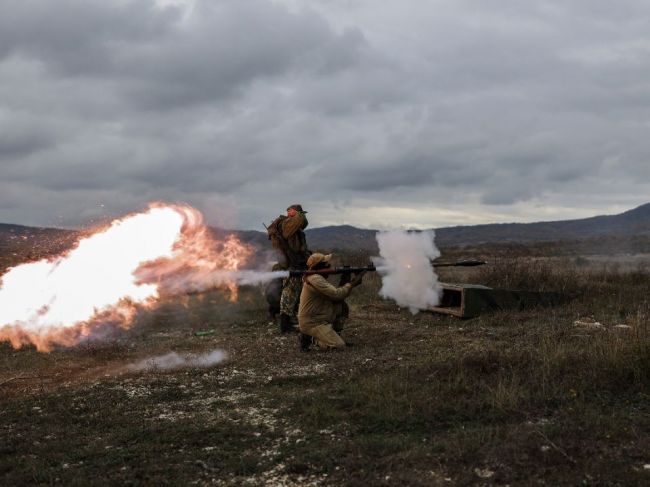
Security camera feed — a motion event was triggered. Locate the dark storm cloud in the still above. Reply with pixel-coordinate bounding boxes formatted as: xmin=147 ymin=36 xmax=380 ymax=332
xmin=0 ymin=110 xmax=60 ymax=160
xmin=0 ymin=0 xmax=178 ymax=75
xmin=0 ymin=0 xmax=371 ymax=225
xmin=334 ymin=159 xmax=436 ymax=191
xmin=121 ymin=2 xmax=367 ymax=109
xmin=0 ymin=130 xmax=54 ymax=159
xmin=0 ymin=0 xmax=649 ymax=229
xmin=0 ymin=0 xmax=365 ymax=108
xmin=127 ymin=154 xmax=269 ymax=194
xmin=317 ymin=149 xmax=496 ymax=192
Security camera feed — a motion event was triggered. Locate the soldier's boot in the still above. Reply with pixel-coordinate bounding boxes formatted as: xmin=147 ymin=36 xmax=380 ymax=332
xmin=279 ymin=313 xmax=296 ymax=333
xmin=299 ymin=333 xmax=313 ymax=352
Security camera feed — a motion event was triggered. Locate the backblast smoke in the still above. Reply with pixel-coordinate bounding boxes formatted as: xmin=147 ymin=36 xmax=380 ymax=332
xmin=125 ymin=349 xmax=227 ymax=372
xmin=0 ymin=203 xmax=285 ymax=352
xmin=374 ymin=230 xmax=442 ymax=313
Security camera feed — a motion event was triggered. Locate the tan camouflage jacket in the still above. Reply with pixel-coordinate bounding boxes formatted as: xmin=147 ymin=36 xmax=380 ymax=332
xmin=298 ymin=274 xmax=352 ymax=330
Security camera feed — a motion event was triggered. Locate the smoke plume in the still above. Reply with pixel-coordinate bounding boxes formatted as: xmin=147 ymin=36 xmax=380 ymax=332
xmin=125 ymin=349 xmax=227 ymax=372
xmin=375 ymin=230 xmax=442 ymax=313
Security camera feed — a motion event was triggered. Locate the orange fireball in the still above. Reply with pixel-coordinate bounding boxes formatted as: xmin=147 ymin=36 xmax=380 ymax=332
xmin=0 ymin=203 xmax=252 ymax=351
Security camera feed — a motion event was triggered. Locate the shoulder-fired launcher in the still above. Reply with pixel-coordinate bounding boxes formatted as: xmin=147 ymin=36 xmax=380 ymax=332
xmin=432 ymin=259 xmax=487 ymax=267
xmin=289 ymin=264 xmax=376 ymax=277
xmin=288 ymin=259 xmax=486 ymax=277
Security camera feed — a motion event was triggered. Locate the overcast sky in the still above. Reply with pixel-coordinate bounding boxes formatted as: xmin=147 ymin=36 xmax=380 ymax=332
xmin=1 ymin=0 xmax=649 ymax=231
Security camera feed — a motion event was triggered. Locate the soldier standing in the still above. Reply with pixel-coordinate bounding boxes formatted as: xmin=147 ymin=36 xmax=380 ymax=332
xmin=267 ymin=204 xmax=310 ymax=332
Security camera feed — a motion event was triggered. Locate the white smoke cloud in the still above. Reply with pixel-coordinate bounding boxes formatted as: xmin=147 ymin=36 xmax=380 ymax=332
xmin=160 ymin=269 xmax=288 ymax=295
xmin=375 ymin=230 xmax=442 ymax=313
xmin=126 ymin=349 xmax=227 ymax=372
xmin=230 ymin=269 xmax=289 ymax=285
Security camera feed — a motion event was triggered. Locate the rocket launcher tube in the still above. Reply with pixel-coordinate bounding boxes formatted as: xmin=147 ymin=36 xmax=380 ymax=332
xmin=288 ymin=259 xmax=486 ymax=277
xmin=431 ymin=259 xmax=487 ymax=267
xmin=288 ymin=264 xmax=377 ymax=277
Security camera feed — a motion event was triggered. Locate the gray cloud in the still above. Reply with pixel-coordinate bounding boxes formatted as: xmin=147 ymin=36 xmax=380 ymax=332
xmin=120 ymin=1 xmax=366 ymax=109
xmin=0 ymin=0 xmax=649 ymax=230
xmin=0 ymin=129 xmax=54 ymax=159
xmin=0 ymin=0 xmax=177 ymax=75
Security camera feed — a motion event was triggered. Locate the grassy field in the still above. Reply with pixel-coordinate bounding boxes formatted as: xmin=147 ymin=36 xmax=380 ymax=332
xmin=1 ymin=253 xmax=649 ymax=485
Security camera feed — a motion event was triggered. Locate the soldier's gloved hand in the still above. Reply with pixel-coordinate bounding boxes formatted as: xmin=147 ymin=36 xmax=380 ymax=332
xmin=350 ymin=270 xmax=367 ymax=288
xmin=338 ymin=272 xmax=352 ymax=286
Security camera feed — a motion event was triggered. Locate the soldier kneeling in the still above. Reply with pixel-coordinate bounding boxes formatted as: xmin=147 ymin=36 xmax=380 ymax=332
xmin=297 ymin=253 xmax=365 ymax=351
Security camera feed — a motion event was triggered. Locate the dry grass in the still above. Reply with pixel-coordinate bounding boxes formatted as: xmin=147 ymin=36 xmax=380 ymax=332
xmin=1 ymin=253 xmax=649 ymax=485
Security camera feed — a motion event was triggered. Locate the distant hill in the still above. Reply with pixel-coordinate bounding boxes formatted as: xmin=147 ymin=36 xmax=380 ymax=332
xmin=307 ymin=203 xmax=650 ymax=253
xmin=305 ymin=225 xmax=379 ymax=253
xmin=0 ymin=223 xmax=77 ymax=249
xmin=434 ymin=203 xmax=650 ymax=247
xmin=0 ymin=223 xmax=77 ymax=270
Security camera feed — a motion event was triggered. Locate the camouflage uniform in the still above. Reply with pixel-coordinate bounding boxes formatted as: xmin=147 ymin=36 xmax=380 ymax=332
xmin=280 ymin=275 xmax=303 ymax=316
xmin=278 ymin=209 xmax=309 ymax=317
